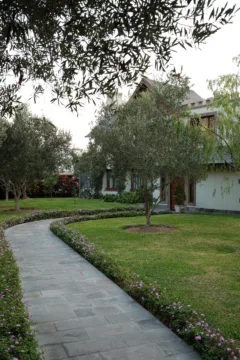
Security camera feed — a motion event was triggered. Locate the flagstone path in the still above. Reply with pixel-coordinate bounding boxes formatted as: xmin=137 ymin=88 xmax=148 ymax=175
xmin=6 ymin=219 xmax=201 ymax=360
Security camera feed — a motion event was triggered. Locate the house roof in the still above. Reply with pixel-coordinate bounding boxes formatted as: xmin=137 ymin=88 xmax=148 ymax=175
xmin=184 ymin=90 xmax=203 ymax=105
xmin=86 ymin=77 xmax=207 ymax=138
xmin=135 ymin=77 xmax=203 ymax=106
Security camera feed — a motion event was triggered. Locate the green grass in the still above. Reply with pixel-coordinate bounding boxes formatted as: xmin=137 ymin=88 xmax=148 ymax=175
xmin=68 ymin=214 xmax=240 ymax=340
xmin=0 ymin=197 xmax=122 ymax=225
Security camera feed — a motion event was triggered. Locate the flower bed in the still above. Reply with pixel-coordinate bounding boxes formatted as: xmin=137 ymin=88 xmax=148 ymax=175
xmin=50 ymin=213 xmax=240 ymax=360
xmin=2 ymin=206 xmax=140 ymax=229
xmin=0 ymin=229 xmax=42 ymax=360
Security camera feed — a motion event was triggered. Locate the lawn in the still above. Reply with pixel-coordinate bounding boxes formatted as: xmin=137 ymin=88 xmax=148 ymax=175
xmin=68 ymin=214 xmax=240 ymax=340
xmin=0 ymin=197 xmax=122 ymax=225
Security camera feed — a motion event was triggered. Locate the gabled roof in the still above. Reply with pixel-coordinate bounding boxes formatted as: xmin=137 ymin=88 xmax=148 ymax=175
xmin=185 ymin=90 xmax=203 ymax=105
xmin=131 ymin=77 xmax=203 ymax=106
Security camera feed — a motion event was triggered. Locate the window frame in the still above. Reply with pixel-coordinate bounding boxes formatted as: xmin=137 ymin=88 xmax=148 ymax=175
xmin=106 ymin=170 xmax=116 ymax=191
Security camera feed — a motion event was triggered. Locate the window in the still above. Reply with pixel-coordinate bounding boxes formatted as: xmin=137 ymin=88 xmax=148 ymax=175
xmin=131 ymin=175 xmax=141 ymax=192
xmin=160 ymin=177 xmax=166 ymax=202
xmin=190 ymin=115 xmax=215 ymax=131
xmin=188 ymin=181 xmax=196 ymax=205
xmin=106 ymin=171 xmax=116 ymax=190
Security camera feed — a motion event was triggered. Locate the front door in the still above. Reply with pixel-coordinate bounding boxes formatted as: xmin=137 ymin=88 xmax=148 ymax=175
xmin=170 ymin=178 xmax=185 ymax=210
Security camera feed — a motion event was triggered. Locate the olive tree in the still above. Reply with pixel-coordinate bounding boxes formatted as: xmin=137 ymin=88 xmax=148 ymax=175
xmin=74 ymin=143 xmax=106 ymax=197
xmin=93 ymin=79 xmax=211 ymax=225
xmin=0 ymin=0 xmax=237 ymax=115
xmin=207 ymin=55 xmax=240 ymax=171
xmin=0 ymin=106 xmax=72 ymax=210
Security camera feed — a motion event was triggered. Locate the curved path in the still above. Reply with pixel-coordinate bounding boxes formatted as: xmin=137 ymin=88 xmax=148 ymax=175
xmin=6 ymin=219 xmax=201 ymax=360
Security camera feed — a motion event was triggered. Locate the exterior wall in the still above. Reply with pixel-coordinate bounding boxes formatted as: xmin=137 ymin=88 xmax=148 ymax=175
xmin=195 ymin=172 xmax=240 ymax=211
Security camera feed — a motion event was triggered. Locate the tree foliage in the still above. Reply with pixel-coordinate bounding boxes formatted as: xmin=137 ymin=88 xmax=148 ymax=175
xmin=0 ymin=106 xmax=72 ymax=210
xmin=208 ymin=55 xmax=240 ymax=171
xmin=92 ymin=79 xmax=211 ymax=225
xmin=0 ymin=0 xmax=238 ymax=115
xmin=74 ymin=143 xmax=106 ymax=196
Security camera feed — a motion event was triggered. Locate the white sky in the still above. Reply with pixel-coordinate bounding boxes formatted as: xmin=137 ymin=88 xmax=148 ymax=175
xmin=20 ymin=0 xmax=240 ymax=150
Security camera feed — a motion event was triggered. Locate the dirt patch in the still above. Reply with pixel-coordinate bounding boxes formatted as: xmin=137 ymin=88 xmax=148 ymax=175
xmin=125 ymin=225 xmax=175 ymax=233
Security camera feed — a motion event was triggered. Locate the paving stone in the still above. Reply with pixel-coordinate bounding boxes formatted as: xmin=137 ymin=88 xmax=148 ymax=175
xmin=167 ymin=352 xmax=202 ymax=360
xmin=34 ymin=322 xmax=57 ymax=334
xmin=100 ymin=343 xmax=166 ymax=360
xmin=119 ymin=329 xmax=179 ymax=346
xmin=55 ymin=316 xmax=108 ymax=331
xmin=24 ymin=291 xmax=42 ymax=298
xmin=38 ymin=328 xmax=90 ymax=345
xmin=137 ymin=318 xmax=167 ymax=330
xmin=158 ymin=339 xmax=194 ymax=356
xmin=26 ymin=296 xmax=67 ymax=305
xmin=86 ymin=322 xmax=141 ymax=339
xmin=42 ymin=344 xmax=68 ymax=360
xmin=90 ymin=295 xmax=134 ymax=307
xmin=105 ymin=309 xmax=153 ymax=324
xmin=74 ymin=308 xmax=96 ymax=317
xmin=47 ymin=303 xmax=90 ymax=313
xmin=64 ymin=291 xmax=107 ymax=302
xmin=62 ymin=354 xmax=103 ymax=360
xmin=32 ymin=311 xmax=77 ymax=323
xmin=28 ymin=305 xmax=48 ymax=314
xmin=64 ymin=337 xmax=127 ymax=357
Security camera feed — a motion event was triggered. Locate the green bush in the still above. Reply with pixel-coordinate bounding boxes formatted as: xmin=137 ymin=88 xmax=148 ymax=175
xmin=119 ymin=192 xmax=140 ymax=204
xmin=0 ymin=229 xmax=42 ymax=360
xmin=50 ymin=214 xmax=240 ymax=360
xmin=103 ymin=192 xmax=140 ymax=204
xmin=103 ymin=194 xmax=120 ymax=202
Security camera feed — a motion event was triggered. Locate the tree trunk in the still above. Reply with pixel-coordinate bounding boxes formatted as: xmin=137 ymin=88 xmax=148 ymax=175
xmin=22 ymin=186 xmax=29 ymax=200
xmin=14 ymin=195 xmax=20 ymax=211
xmin=146 ymin=207 xmax=151 ymax=226
xmin=143 ymin=186 xmax=151 ymax=226
xmin=5 ymin=189 xmax=9 ymax=201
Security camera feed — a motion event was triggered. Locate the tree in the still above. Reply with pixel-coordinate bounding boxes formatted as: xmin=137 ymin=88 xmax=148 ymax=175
xmin=0 ymin=106 xmax=72 ymax=210
xmin=207 ymin=55 xmax=240 ymax=172
xmin=74 ymin=143 xmax=106 ymax=197
xmin=43 ymin=175 xmax=59 ymax=199
xmin=92 ymin=79 xmax=211 ymax=225
xmin=0 ymin=0 xmax=238 ymax=116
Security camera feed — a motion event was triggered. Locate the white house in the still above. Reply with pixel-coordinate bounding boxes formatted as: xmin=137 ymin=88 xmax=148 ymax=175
xmin=97 ymin=77 xmax=240 ymax=213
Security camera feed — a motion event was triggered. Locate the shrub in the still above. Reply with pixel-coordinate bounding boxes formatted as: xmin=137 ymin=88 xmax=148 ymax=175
xmin=103 ymin=192 xmax=140 ymax=204
xmin=0 ymin=229 xmax=42 ymax=360
xmin=119 ymin=192 xmax=140 ymax=204
xmin=50 ymin=214 xmax=240 ymax=360
xmin=27 ymin=175 xmax=79 ymax=198
xmin=103 ymin=194 xmax=120 ymax=202
xmin=173 ymin=183 xmax=186 ymax=206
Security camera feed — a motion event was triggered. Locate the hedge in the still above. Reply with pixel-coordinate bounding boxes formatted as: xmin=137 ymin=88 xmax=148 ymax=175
xmin=2 ymin=206 xmax=141 ymax=229
xmin=50 ymin=213 xmax=240 ymax=360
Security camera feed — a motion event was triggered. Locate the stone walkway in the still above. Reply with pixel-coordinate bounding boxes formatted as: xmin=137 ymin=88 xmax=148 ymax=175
xmin=6 ymin=220 xmax=201 ymax=360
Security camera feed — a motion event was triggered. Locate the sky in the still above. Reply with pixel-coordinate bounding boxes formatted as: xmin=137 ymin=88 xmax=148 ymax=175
xmin=20 ymin=0 xmax=240 ymax=150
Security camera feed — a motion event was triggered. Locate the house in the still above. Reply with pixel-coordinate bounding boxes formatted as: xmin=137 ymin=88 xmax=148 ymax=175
xmin=96 ymin=78 xmax=240 ymax=213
